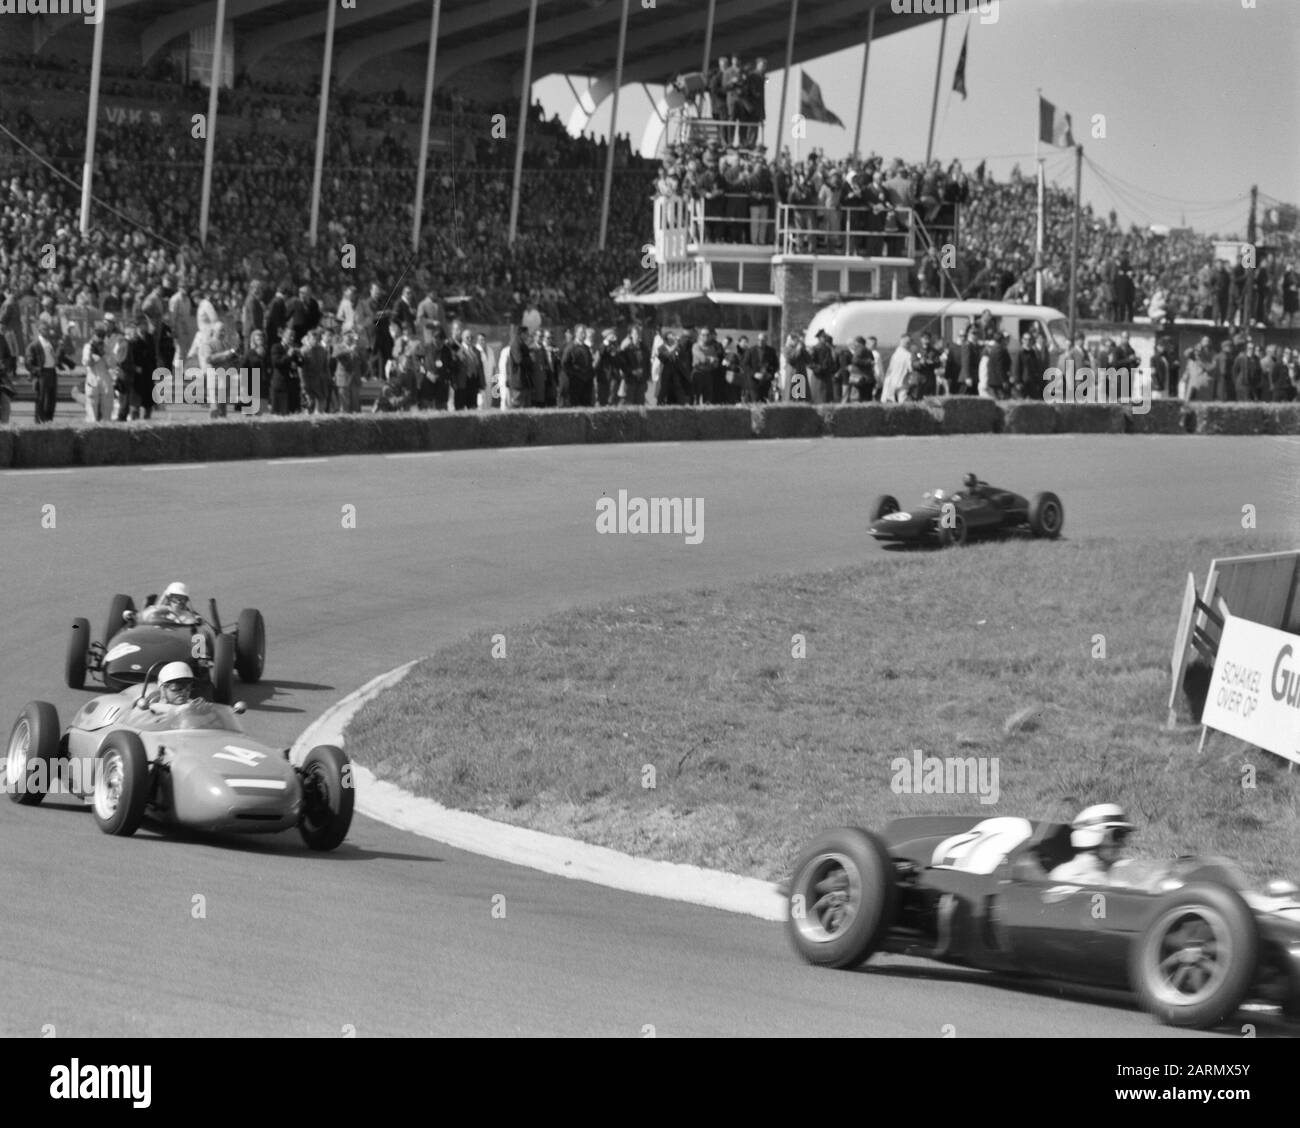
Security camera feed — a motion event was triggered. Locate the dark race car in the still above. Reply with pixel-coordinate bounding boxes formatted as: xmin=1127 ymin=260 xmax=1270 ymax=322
xmin=786 ymin=815 xmax=1300 ymax=1029
xmin=66 ymin=592 xmax=265 ymax=705
xmin=5 ymin=669 xmax=352 ymax=851
xmin=868 ymin=473 xmax=1063 ymax=547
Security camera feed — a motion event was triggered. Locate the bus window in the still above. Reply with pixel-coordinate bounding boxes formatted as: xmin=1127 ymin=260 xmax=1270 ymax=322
xmin=907 ymin=313 xmax=944 ymax=339
xmin=945 ymin=316 xmax=972 ymax=344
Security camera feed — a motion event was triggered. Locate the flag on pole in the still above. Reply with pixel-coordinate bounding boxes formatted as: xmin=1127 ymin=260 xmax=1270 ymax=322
xmin=952 ymin=25 xmax=969 ymax=99
xmin=800 ymin=71 xmax=844 ymax=127
xmin=1038 ymin=95 xmax=1074 ymax=147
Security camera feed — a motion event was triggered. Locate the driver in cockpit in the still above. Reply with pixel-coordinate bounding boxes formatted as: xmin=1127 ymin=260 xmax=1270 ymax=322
xmin=140 ymin=581 xmax=201 ymax=626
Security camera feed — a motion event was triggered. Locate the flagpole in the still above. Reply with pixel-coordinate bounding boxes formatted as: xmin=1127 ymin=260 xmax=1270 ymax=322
xmin=198 ymin=0 xmax=227 ymax=248
xmin=851 ymin=6 xmax=875 ymax=161
xmin=924 ymin=14 xmax=948 ymax=166
xmin=1035 ymin=88 xmax=1044 ymax=306
xmin=1068 ymin=142 xmax=1082 ymax=340
xmin=78 ymin=1 xmax=106 ymax=235
xmin=775 ymin=0 xmax=799 ymax=156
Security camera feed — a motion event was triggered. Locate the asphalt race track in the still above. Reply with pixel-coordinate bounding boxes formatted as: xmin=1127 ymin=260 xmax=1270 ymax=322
xmin=2 ymin=434 xmax=1297 ymax=1037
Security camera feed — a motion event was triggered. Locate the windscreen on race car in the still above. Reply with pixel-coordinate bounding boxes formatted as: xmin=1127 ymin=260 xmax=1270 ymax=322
xmin=159 ymin=700 xmax=242 ymax=731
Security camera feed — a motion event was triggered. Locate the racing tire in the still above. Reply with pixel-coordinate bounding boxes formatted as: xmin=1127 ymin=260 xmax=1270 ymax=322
xmin=234 ymin=609 xmax=266 ymax=683
xmin=786 ymin=827 xmax=897 ymax=969
xmin=1027 ymin=491 xmax=1064 ymax=539
xmin=5 ymin=701 xmax=60 ymax=807
xmin=869 ymin=494 xmax=900 ymax=522
xmin=105 ymin=593 xmax=136 ymax=644
xmin=92 ymin=731 xmax=151 ymax=837
xmin=66 ymin=617 xmax=90 ymax=690
xmin=935 ymin=511 xmax=968 ymax=547
xmin=1129 ymin=881 xmax=1258 ymax=1029
xmin=211 ymin=634 xmax=235 ymax=705
xmin=297 ymin=744 xmax=354 ymax=852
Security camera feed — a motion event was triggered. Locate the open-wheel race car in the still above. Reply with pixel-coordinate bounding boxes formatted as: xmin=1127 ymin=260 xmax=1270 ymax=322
xmin=66 ymin=587 xmax=265 ymax=705
xmin=868 ymin=473 xmax=1063 ymax=546
xmin=5 ymin=666 xmax=352 ymax=851
xmin=786 ymin=815 xmax=1300 ymax=1029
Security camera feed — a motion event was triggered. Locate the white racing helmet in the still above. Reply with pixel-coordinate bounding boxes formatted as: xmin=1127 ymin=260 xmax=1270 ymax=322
xmin=161 ymin=581 xmax=190 ymax=609
xmin=1070 ymin=803 xmax=1133 ymax=850
xmin=158 ymin=661 xmax=195 ymax=703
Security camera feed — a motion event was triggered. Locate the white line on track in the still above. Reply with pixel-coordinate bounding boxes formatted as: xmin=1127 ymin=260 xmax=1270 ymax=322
xmin=267 ymin=457 xmax=328 ymax=465
xmin=3 ymin=467 xmax=74 ymax=475
xmin=384 ymin=451 xmax=445 ymax=459
xmin=139 ymin=463 xmax=209 ymax=471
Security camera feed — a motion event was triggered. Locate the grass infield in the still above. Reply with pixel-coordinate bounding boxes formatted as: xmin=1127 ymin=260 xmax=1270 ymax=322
xmin=346 ymin=532 xmax=1299 ymax=883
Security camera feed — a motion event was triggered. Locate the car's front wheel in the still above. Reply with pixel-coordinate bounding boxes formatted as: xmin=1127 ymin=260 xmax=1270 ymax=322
xmin=1129 ymin=882 xmax=1258 ymax=1028
xmin=105 ymin=593 xmax=135 ymax=644
xmin=869 ymin=494 xmax=900 ymax=522
xmin=66 ymin=618 xmax=90 ymax=690
xmin=297 ymin=745 xmax=354 ymax=852
xmin=786 ymin=827 xmax=897 ymax=968
xmin=5 ymin=701 xmax=61 ymax=807
xmin=235 ymin=609 xmax=265 ymax=683
xmin=92 ymin=731 xmax=151 ymax=836
xmin=211 ymin=634 xmax=235 ymax=705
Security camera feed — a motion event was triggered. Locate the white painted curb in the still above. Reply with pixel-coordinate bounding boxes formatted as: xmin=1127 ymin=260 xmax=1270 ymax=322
xmin=292 ymin=663 xmax=788 ymax=922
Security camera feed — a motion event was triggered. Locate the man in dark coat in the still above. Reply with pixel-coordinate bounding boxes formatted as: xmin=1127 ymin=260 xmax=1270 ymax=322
xmin=561 ymin=326 xmax=595 ymax=407
xmin=1232 ymin=340 xmax=1263 ymax=401
xmin=745 ymin=331 xmax=779 ymax=403
xmin=807 ymin=329 xmax=837 ymax=404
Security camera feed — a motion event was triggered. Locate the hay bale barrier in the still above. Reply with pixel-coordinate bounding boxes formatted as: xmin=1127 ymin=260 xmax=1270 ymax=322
xmin=1124 ymin=398 xmax=1189 ymax=435
xmin=4 ymin=398 xmax=1289 ymax=472
xmin=880 ymin=402 xmax=940 ymax=436
xmin=817 ymin=403 xmax=888 ymax=436
xmin=532 ymin=409 xmax=592 ymax=446
xmin=749 ymin=403 xmax=823 ymax=439
xmin=1194 ymin=403 xmax=1300 ymax=435
xmin=1001 ymin=401 xmax=1058 ymax=434
xmin=928 ymin=396 xmax=1002 ymax=434
xmin=76 ymin=424 xmax=133 ymax=466
xmin=12 ymin=426 xmax=78 ymax=468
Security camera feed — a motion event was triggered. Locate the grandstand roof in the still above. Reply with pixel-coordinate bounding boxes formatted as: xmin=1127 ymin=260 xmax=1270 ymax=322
xmin=66 ymin=0 xmax=942 ymax=96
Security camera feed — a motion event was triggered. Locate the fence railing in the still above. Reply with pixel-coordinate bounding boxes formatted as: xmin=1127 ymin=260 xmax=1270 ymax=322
xmin=669 ymin=115 xmax=764 ymax=152
xmin=775 ymin=203 xmax=916 ymax=258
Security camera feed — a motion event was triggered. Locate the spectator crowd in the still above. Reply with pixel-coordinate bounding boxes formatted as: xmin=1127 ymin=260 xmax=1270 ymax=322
xmin=0 ymin=52 xmax=1297 ymax=426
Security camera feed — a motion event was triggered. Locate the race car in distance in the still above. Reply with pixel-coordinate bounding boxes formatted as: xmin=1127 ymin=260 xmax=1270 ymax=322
xmin=868 ymin=473 xmax=1063 ymax=546
xmin=786 ymin=816 xmax=1300 ymax=1029
xmin=66 ymin=590 xmax=265 ymax=705
xmin=5 ymin=669 xmax=352 ymax=851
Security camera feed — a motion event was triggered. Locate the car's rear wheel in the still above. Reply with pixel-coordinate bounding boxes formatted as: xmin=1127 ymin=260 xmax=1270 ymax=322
xmin=786 ymin=827 xmax=897 ymax=968
xmin=66 ymin=618 xmax=90 ymax=689
xmin=211 ymin=634 xmax=235 ymax=705
xmin=869 ymin=494 xmax=900 ymax=521
xmin=235 ymin=609 xmax=265 ymax=683
xmin=1028 ymin=491 xmax=1064 ymax=538
xmin=105 ymin=593 xmax=135 ymax=644
xmin=5 ymin=701 xmax=60 ymax=807
xmin=298 ymin=744 xmax=354 ymax=851
xmin=1129 ymin=882 xmax=1257 ymax=1028
xmin=935 ymin=511 xmax=968 ymax=547
xmin=92 ymin=732 xmax=151 ymax=837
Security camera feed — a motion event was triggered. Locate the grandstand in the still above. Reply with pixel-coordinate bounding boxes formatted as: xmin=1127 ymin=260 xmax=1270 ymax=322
xmin=0 ymin=1 xmax=1296 ymax=420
